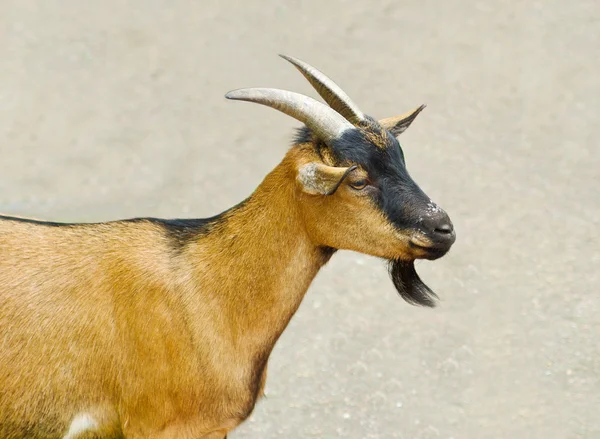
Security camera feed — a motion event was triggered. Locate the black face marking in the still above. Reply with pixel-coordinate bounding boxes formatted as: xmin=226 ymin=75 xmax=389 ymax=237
xmin=299 ymin=118 xmax=452 ymax=306
xmin=326 ymin=122 xmax=433 ymax=233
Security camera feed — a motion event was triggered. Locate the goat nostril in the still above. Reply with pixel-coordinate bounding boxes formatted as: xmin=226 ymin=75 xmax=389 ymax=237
xmin=434 ymin=223 xmax=453 ymax=235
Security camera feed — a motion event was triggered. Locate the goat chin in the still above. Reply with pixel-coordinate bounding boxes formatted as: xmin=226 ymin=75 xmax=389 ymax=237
xmin=388 ymin=259 xmax=438 ymax=307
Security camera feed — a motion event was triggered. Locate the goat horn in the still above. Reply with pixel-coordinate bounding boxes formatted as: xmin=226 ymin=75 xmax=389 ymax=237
xmin=225 ymin=88 xmax=355 ymax=144
xmin=279 ymin=54 xmax=365 ymax=124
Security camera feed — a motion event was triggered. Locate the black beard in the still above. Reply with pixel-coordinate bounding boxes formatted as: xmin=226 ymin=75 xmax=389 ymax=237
xmin=388 ymin=259 xmax=438 ymax=307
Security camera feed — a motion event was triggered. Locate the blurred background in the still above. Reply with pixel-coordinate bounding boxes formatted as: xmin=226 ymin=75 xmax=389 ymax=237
xmin=1 ymin=1 xmax=598 ymax=438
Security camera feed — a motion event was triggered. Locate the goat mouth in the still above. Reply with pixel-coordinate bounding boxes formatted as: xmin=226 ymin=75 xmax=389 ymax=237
xmin=409 ymin=240 xmax=450 ymax=261
xmin=388 ymin=259 xmax=437 ymax=307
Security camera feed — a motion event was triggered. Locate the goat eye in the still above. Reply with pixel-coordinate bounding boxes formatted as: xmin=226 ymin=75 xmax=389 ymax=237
xmin=350 ymin=179 xmax=368 ymax=190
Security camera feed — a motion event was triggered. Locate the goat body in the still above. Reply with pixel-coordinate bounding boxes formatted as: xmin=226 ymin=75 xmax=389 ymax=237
xmin=0 ymin=55 xmax=455 ymax=438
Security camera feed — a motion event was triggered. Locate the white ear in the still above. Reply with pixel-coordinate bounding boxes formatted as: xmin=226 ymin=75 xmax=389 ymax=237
xmin=297 ymin=163 xmax=356 ymax=195
xmin=379 ymin=104 xmax=426 ymax=137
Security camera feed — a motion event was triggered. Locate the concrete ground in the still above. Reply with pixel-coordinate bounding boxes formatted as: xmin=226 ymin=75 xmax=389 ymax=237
xmin=1 ymin=1 xmax=598 ymax=438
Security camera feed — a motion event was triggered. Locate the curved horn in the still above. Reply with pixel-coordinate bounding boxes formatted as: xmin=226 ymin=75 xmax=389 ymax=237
xmin=279 ymin=54 xmax=365 ymax=124
xmin=225 ymin=88 xmax=355 ymax=144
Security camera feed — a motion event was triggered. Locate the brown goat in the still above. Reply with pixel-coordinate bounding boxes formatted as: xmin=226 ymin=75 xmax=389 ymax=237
xmin=0 ymin=55 xmax=455 ymax=439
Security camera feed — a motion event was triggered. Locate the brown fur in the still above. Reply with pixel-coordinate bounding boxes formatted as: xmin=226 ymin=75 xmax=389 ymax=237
xmin=0 ymin=144 xmax=427 ymax=439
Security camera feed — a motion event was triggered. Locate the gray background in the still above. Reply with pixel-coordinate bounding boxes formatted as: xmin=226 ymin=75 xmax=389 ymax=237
xmin=1 ymin=1 xmax=598 ymax=438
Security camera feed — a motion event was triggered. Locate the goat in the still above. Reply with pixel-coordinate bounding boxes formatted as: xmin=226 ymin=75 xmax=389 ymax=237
xmin=0 ymin=55 xmax=455 ymax=439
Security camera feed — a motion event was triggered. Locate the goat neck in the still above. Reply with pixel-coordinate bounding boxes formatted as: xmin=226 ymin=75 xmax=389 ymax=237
xmin=183 ymin=152 xmax=330 ymax=361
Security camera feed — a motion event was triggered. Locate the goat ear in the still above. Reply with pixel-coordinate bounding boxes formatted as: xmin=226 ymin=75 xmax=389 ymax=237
xmin=297 ymin=163 xmax=357 ymax=195
xmin=379 ymin=104 xmax=426 ymax=137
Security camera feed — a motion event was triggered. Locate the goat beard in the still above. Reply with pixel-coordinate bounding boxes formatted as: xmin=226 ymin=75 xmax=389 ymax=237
xmin=388 ymin=259 xmax=438 ymax=307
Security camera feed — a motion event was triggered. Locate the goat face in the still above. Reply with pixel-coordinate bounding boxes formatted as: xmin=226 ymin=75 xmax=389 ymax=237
xmin=318 ymin=115 xmax=454 ymax=260
xmin=227 ymin=55 xmax=455 ymax=306
xmin=293 ymin=115 xmax=455 ymax=306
